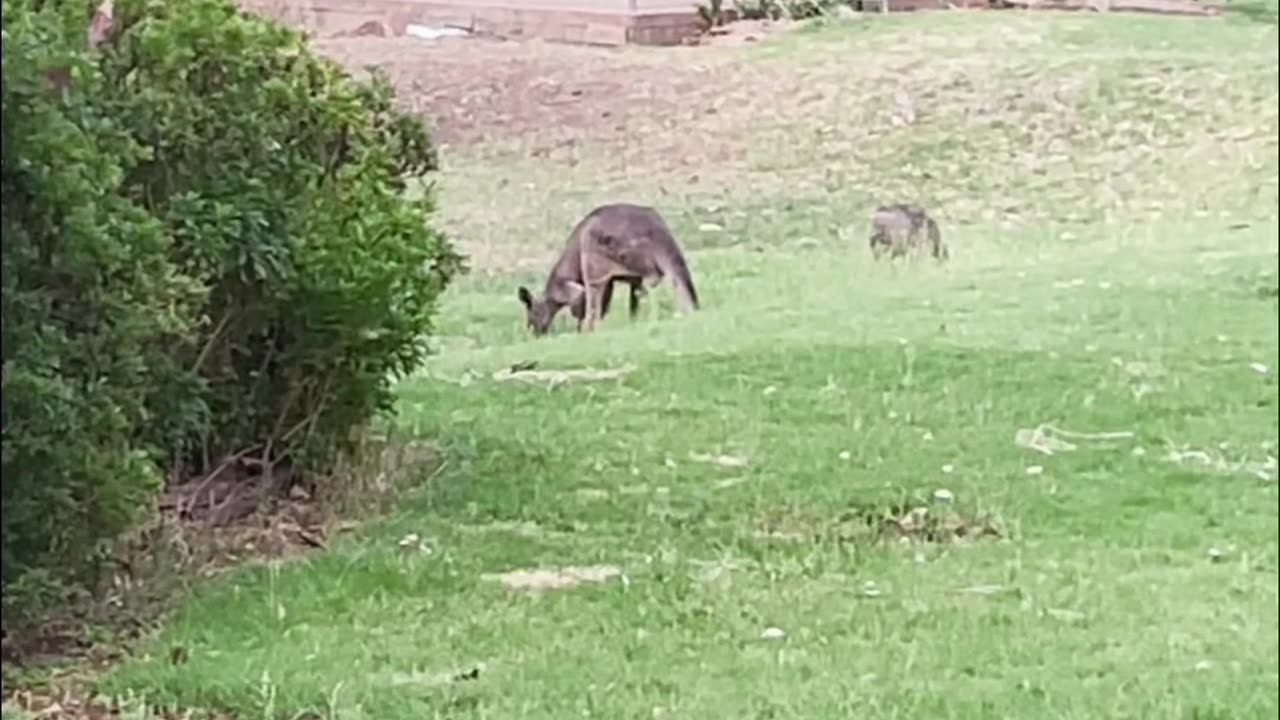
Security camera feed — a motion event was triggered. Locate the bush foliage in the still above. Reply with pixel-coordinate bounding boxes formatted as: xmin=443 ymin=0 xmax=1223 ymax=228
xmin=1 ymin=0 xmax=462 ymax=613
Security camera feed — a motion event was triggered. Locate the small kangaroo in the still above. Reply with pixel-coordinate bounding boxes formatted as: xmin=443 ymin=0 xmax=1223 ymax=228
xmin=868 ymin=203 xmax=948 ymax=261
xmin=517 ymin=203 xmax=700 ymax=336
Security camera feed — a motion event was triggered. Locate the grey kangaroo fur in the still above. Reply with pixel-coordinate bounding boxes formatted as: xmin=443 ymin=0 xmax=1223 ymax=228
xmin=518 ymin=203 xmax=700 ymax=336
xmin=868 ymin=203 xmax=948 ymax=261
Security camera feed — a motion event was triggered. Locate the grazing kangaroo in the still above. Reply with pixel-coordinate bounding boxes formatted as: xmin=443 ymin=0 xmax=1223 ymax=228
xmin=517 ymin=203 xmax=700 ymax=336
xmin=868 ymin=203 xmax=948 ymax=261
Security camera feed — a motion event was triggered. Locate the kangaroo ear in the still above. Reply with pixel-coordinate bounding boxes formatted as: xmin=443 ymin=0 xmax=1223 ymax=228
xmin=517 ymin=286 xmax=534 ymax=308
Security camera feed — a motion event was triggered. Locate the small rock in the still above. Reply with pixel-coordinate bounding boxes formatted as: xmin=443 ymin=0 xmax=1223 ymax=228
xmin=698 ymin=222 xmax=724 ymax=232
xmin=760 ymin=627 xmax=786 ymax=640
xmin=1249 ymin=363 xmax=1269 ymax=375
xmin=862 ymin=581 xmax=882 ymax=597
xmin=933 ymin=488 xmax=954 ymax=503
xmin=1132 ymin=446 xmax=1147 ymax=457
xmin=1208 ymin=547 xmax=1224 ymax=562
xmin=1025 ymin=465 xmax=1044 ymax=476
xmin=763 ymin=385 xmax=778 ymax=396
xmin=838 ymin=450 xmax=851 ymax=461
xmin=1194 ymin=659 xmax=1212 ymax=672
xmin=941 ymin=464 xmax=955 ymax=474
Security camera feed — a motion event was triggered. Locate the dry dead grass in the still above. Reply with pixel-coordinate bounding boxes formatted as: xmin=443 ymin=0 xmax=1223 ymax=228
xmin=480 ymin=564 xmax=623 ymax=591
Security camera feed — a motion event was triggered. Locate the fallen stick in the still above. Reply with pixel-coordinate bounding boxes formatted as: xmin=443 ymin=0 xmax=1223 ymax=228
xmin=491 ymin=363 xmax=637 ymax=387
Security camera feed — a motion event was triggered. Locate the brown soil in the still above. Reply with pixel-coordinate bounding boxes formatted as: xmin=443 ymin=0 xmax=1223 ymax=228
xmin=310 ymin=20 xmax=797 ymax=148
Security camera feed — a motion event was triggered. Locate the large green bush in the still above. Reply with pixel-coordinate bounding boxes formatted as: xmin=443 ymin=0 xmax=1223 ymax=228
xmin=1 ymin=0 xmax=462 ymax=615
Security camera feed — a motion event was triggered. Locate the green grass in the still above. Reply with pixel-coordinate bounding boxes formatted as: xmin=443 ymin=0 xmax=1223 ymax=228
xmin=101 ymin=11 xmax=1278 ymax=720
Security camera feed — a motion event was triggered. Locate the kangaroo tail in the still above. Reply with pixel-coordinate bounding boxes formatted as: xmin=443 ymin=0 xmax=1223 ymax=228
xmin=927 ymin=219 xmax=947 ymax=260
xmin=656 ymin=241 xmax=700 ymax=311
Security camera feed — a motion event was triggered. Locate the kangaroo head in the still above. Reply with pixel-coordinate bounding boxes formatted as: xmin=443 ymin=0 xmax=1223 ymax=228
xmin=517 ymin=286 xmax=555 ymax=336
xmin=518 ymin=281 xmax=584 ymax=337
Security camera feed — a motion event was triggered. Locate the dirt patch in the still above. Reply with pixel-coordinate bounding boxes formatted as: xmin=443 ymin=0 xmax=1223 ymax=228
xmin=873 ymin=503 xmax=1003 ymax=543
xmin=753 ymin=501 xmax=1003 ymax=545
xmin=481 ymin=564 xmax=622 ymax=591
xmin=123 ymin=438 xmax=440 ymax=580
xmin=310 ymin=20 xmax=806 ymax=149
xmin=311 ymin=35 xmax=723 ymax=148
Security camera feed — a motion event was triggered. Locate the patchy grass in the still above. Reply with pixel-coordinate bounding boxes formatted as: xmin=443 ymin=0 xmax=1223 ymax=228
xmin=426 ymin=12 xmax=1277 ymax=272
xmin=99 ymin=11 xmax=1278 ymax=720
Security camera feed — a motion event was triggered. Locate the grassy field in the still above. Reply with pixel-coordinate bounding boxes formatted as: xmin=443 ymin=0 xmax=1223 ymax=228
xmin=90 ymin=9 xmax=1278 ymax=720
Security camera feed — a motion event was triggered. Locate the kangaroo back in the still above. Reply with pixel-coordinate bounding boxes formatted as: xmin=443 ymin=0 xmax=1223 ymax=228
xmin=582 ymin=204 xmax=700 ymax=312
